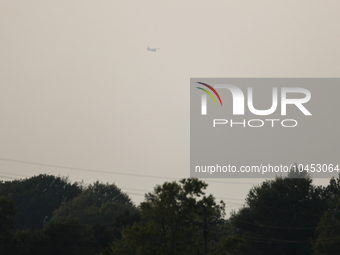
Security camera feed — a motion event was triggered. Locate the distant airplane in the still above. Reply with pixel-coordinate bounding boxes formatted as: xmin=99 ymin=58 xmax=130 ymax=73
xmin=146 ymin=46 xmax=160 ymax=52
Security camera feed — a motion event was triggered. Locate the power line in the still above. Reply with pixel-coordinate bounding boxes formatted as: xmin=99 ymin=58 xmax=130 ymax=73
xmin=239 ymin=231 xmax=340 ymax=244
xmin=241 ymin=234 xmax=312 ymax=244
xmin=0 ymin=175 xmax=15 ymax=180
xmin=234 ymin=219 xmax=318 ymax=230
xmin=0 ymin=158 xmax=176 ymax=179
xmin=0 ymin=172 xmax=28 ymax=177
xmin=0 ymin=169 xmax=246 ymax=204
xmin=125 ymin=192 xmax=145 ymax=197
xmin=120 ymin=191 xmax=243 ymax=206
xmin=215 ymin=196 xmax=244 ymax=201
xmin=0 ymin=157 xmax=249 ymax=206
xmin=122 ymin=188 xmax=244 ymax=206
xmin=225 ymin=205 xmax=242 ymax=208
xmin=0 ymin=157 xmax=256 ymax=185
xmin=121 ymin=187 xmax=244 ymax=202
xmin=206 ymin=179 xmax=256 ymax=185
xmin=234 ymin=218 xmax=340 ymax=230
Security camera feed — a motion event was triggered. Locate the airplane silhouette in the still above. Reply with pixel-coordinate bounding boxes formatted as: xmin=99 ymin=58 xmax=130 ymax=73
xmin=146 ymin=46 xmax=160 ymax=52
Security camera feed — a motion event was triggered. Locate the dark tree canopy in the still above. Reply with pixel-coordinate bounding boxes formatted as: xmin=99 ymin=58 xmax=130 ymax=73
xmin=107 ymin=178 xmax=229 ymax=255
xmin=51 ymin=181 xmax=135 ymax=226
xmin=231 ymin=176 xmax=327 ymax=255
xmin=0 ymin=174 xmax=82 ymax=232
xmin=2 ymin=174 xmax=340 ymax=255
xmin=313 ymin=178 xmax=340 ymax=255
xmin=0 ymin=178 xmax=138 ymax=255
xmin=0 ymin=194 xmax=17 ymax=254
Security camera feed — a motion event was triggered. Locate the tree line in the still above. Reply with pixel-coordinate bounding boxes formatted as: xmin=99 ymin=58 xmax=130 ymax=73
xmin=0 ymin=173 xmax=339 ymax=254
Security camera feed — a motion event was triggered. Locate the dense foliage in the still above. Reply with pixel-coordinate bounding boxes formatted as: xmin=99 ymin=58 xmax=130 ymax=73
xmin=230 ymin=177 xmax=327 ymax=254
xmin=1 ymin=174 xmax=340 ymax=254
xmin=52 ymin=181 xmax=134 ymax=226
xmin=0 ymin=174 xmax=82 ymax=232
xmin=106 ymin=178 xmax=229 ymax=255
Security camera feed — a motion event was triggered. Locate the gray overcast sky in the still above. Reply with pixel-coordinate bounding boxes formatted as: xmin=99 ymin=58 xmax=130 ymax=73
xmin=1 ymin=0 xmax=339 ymax=216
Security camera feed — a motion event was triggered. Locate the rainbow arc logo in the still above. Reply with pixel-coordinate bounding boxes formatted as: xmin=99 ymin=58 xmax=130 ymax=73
xmin=196 ymin=82 xmax=222 ymax=106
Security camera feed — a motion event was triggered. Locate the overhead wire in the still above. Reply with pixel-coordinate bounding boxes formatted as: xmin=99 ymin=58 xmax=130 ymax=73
xmin=121 ymin=187 xmax=244 ymax=201
xmin=0 ymin=157 xmax=256 ymax=185
xmin=0 ymin=171 xmax=29 ymax=177
xmin=0 ymin=157 xmax=250 ymax=205
xmin=233 ymin=219 xmax=319 ymax=230
xmin=0 ymin=175 xmax=15 ymax=180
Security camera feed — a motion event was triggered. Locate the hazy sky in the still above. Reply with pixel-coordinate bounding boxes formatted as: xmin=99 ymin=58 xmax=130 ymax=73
xmin=1 ymin=0 xmax=339 ymax=216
